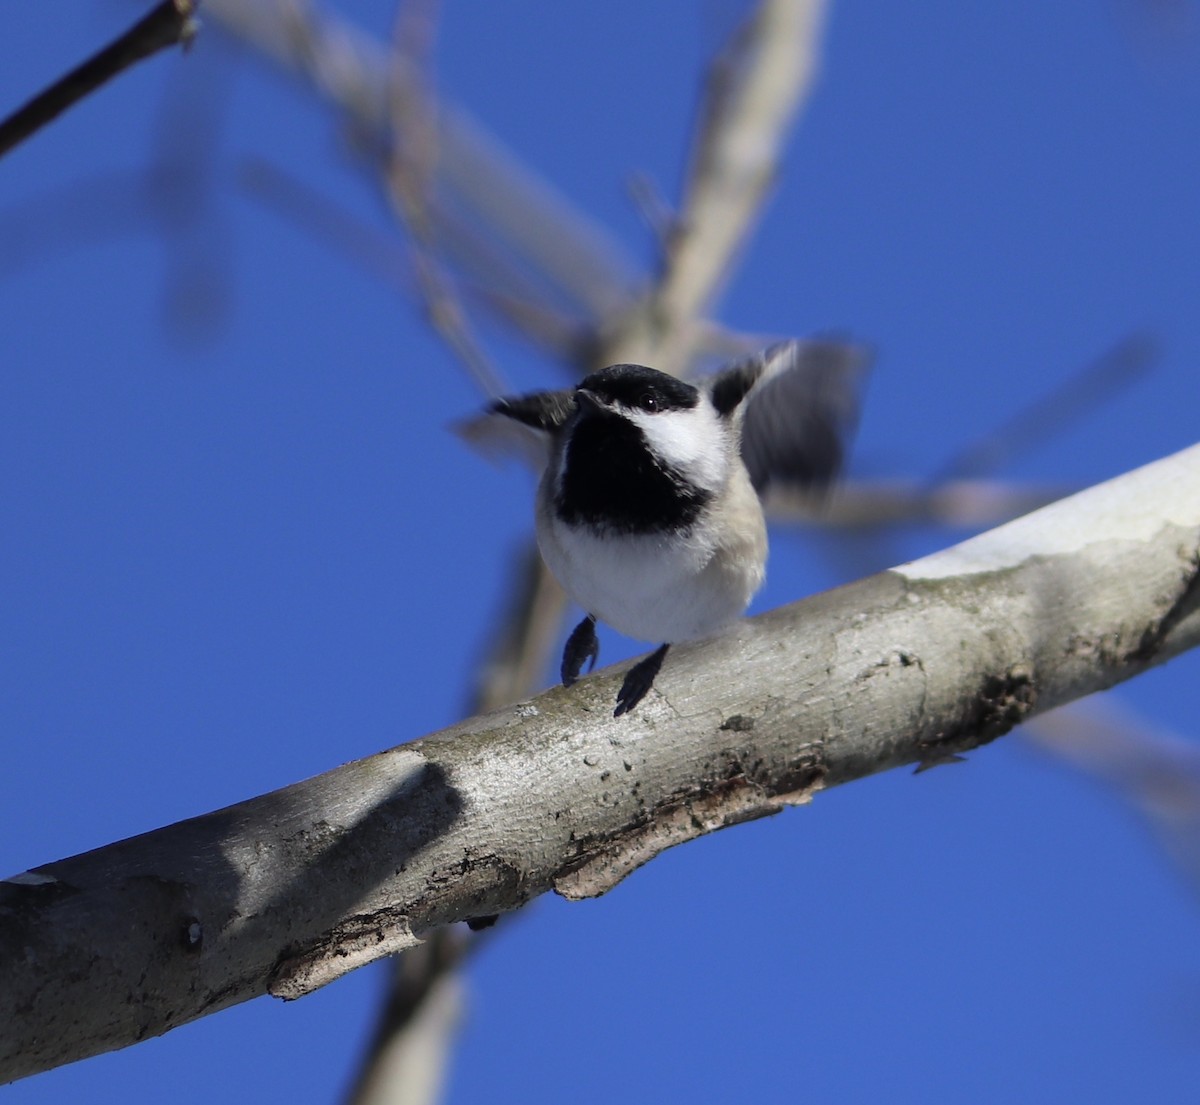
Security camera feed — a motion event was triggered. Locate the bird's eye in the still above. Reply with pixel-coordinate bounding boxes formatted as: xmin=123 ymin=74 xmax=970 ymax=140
xmin=637 ymin=392 xmax=660 ymax=412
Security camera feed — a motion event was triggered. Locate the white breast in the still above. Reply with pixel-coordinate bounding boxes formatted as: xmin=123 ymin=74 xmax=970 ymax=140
xmin=535 ymin=464 xmax=768 ymax=644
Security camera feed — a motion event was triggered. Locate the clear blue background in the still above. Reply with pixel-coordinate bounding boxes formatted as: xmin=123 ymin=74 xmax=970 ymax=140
xmin=2 ymin=2 xmax=1198 ymax=1102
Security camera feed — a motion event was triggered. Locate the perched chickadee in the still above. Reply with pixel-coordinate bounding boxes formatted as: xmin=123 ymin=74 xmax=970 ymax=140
xmin=467 ymin=340 xmax=865 ymax=716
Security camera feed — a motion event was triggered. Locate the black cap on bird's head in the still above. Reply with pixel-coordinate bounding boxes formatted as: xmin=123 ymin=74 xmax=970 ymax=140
xmin=575 ymin=364 xmax=700 ymax=416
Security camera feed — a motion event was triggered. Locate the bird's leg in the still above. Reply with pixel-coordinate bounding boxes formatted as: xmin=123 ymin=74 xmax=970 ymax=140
xmin=614 ymin=643 xmax=670 ymax=717
xmin=561 ymin=614 xmax=599 ymax=686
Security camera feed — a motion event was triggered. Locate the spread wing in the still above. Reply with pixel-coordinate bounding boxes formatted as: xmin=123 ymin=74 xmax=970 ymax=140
xmin=453 ymin=388 xmax=577 ymax=471
xmin=710 ymin=340 xmax=868 ymax=495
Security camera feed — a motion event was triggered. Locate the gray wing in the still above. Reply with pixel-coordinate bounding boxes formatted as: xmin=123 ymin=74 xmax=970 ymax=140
xmin=453 ymin=388 xmax=577 ymax=471
xmin=711 ymin=340 xmax=868 ymax=495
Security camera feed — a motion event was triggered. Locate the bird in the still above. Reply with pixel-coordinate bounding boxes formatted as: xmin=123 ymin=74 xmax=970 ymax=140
xmin=464 ymin=340 xmax=866 ymax=716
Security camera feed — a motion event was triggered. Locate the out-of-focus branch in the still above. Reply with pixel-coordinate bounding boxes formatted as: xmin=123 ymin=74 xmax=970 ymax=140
xmin=932 ymin=334 xmax=1159 ymax=482
xmin=625 ymin=0 xmax=828 ymax=372
xmin=1025 ymin=704 xmax=1200 ymax=900
xmin=766 ymin=477 xmax=1072 ymax=529
xmin=470 ymin=542 xmax=567 ymax=714
xmin=207 ymin=0 xmax=828 ymax=379
xmin=206 ymin=0 xmax=638 ymax=333
xmin=0 ymin=1 xmax=199 ymax=160
xmin=381 ymin=0 xmax=505 ymax=398
xmin=341 ymin=930 xmax=469 ymax=1105
xmin=241 ymin=158 xmax=411 ymax=287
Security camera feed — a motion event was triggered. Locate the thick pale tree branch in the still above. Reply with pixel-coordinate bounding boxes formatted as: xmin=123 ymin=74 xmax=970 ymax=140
xmin=2 ymin=442 xmax=1198 ymax=1084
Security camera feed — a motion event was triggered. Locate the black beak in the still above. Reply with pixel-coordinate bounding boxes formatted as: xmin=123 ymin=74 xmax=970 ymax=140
xmin=574 ymin=388 xmax=604 ymax=416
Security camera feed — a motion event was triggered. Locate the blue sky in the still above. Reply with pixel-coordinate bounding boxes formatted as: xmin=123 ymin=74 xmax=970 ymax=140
xmin=2 ymin=2 xmax=1199 ymax=1102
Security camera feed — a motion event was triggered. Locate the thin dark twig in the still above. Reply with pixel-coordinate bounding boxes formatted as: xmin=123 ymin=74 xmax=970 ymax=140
xmin=0 ymin=0 xmax=199 ymax=161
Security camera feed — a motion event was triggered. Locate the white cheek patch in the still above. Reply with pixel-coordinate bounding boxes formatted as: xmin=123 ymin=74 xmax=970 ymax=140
xmin=627 ymin=402 xmax=729 ymax=491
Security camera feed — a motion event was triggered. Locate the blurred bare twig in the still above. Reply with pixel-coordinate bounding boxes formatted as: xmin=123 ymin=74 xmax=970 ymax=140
xmin=0 ymin=1 xmax=198 ymax=160
xmin=205 ymin=0 xmax=639 ymax=339
xmin=932 ymin=334 xmax=1158 ymax=482
xmin=242 ymin=158 xmax=412 ymax=289
xmin=342 ymin=930 xmax=468 ymax=1105
xmin=1026 ymin=704 xmax=1200 ymax=902
xmin=630 ymin=0 xmax=828 ymax=373
xmin=767 ymin=477 xmax=1072 ymax=528
xmin=381 ymin=0 xmax=505 ymax=398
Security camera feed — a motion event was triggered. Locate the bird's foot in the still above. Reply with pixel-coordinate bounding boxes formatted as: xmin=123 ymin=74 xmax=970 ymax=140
xmin=614 ymin=643 xmax=670 ymax=717
xmin=561 ymin=615 xmax=599 ymax=686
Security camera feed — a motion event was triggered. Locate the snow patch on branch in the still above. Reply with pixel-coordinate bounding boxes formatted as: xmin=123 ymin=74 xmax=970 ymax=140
xmin=898 ymin=443 xmax=1200 ymax=581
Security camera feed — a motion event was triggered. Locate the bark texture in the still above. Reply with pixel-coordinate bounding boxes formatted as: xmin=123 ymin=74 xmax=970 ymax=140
xmin=2 ymin=443 xmax=1198 ymax=1084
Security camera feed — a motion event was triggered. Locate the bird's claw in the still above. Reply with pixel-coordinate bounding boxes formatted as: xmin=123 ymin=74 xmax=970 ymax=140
xmin=614 ymin=644 xmax=670 ymax=717
xmin=561 ymin=615 xmax=599 ymax=686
